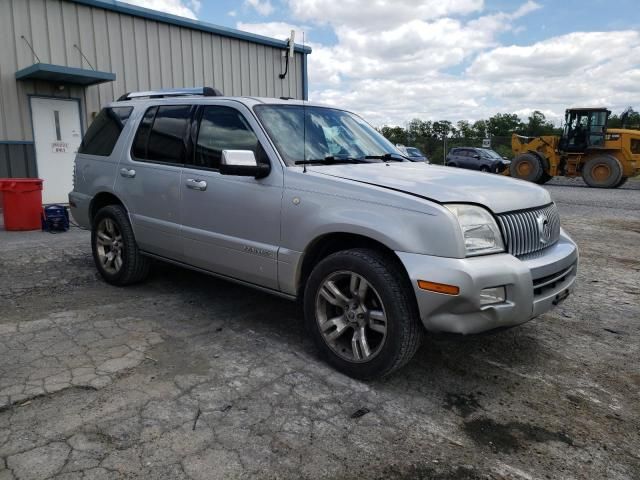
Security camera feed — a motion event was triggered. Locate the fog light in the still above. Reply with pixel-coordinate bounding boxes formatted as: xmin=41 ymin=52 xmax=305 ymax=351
xmin=480 ymin=286 xmax=506 ymax=306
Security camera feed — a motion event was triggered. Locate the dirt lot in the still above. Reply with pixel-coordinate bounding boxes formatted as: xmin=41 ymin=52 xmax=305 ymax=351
xmin=1 ymin=179 xmax=638 ymax=480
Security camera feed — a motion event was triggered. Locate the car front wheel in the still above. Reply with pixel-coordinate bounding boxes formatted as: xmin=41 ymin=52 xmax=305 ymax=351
xmin=304 ymin=249 xmax=423 ymax=379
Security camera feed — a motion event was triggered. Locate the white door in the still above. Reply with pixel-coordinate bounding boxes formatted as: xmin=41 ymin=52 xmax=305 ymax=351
xmin=31 ymin=97 xmax=82 ymax=204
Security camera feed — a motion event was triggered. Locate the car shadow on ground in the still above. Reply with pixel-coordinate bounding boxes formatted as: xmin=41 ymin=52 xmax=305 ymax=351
xmin=143 ymin=260 xmax=543 ymax=392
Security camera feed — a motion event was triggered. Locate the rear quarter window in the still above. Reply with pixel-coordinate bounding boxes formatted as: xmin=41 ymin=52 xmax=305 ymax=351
xmin=132 ymin=105 xmax=192 ymax=164
xmin=631 ymin=138 xmax=640 ymax=154
xmin=78 ymin=107 xmax=133 ymax=156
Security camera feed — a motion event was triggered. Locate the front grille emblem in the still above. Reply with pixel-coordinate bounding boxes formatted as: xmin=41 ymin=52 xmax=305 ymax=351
xmin=536 ymin=213 xmax=551 ymax=245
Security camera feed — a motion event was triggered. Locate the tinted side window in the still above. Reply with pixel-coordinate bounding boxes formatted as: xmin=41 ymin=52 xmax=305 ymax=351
xmin=132 ymin=106 xmax=157 ymax=159
xmin=194 ymin=106 xmax=262 ymax=170
xmin=79 ymin=107 xmax=133 ymax=156
xmin=133 ymin=105 xmax=192 ymax=164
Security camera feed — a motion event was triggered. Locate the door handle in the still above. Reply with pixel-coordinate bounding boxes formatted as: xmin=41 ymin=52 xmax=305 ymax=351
xmin=186 ymin=178 xmax=207 ymax=191
xmin=120 ymin=168 xmax=136 ymax=178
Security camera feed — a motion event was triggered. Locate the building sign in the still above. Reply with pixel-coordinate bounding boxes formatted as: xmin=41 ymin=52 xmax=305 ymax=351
xmin=482 ymin=138 xmax=491 ymax=148
xmin=51 ymin=142 xmax=69 ymax=153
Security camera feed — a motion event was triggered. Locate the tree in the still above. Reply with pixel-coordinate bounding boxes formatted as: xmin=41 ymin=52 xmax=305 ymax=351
xmin=432 ymin=120 xmax=453 ymax=139
xmin=455 ymin=120 xmax=474 ymax=139
xmin=609 ymin=107 xmax=640 ymax=129
xmin=471 ymin=120 xmax=487 ymax=138
xmin=407 ymin=118 xmax=432 ymax=139
xmin=487 ymin=113 xmax=523 ymax=137
xmin=378 ymin=126 xmax=406 ymax=145
xmin=525 ymin=110 xmax=556 ymax=136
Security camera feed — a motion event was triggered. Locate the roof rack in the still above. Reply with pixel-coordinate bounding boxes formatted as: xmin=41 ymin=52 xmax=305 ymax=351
xmin=117 ymin=87 xmax=223 ymax=101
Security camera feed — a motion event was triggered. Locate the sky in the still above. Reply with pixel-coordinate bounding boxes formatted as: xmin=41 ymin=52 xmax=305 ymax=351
xmin=122 ymin=0 xmax=640 ymax=127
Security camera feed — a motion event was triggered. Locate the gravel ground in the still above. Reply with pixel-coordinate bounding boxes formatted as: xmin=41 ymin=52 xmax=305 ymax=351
xmin=0 ymin=179 xmax=638 ymax=480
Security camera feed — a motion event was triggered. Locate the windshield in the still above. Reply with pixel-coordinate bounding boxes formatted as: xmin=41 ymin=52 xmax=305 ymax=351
xmin=254 ymin=105 xmax=401 ymax=165
xmin=406 ymin=147 xmax=423 ymax=157
xmin=479 ymin=148 xmax=502 ymax=159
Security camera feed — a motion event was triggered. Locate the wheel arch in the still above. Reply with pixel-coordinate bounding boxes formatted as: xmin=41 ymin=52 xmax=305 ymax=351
xmin=89 ymin=191 xmax=127 ymax=225
xmin=295 ymin=232 xmax=412 ymax=298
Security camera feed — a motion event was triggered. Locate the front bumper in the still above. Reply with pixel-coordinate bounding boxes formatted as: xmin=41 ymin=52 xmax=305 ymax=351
xmin=397 ymin=229 xmax=578 ymax=334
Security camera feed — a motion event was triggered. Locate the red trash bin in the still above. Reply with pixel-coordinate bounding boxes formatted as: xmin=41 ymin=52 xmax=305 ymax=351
xmin=0 ymin=178 xmax=44 ymax=231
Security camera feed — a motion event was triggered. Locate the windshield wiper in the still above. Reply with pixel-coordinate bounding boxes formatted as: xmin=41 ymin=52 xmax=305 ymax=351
xmin=363 ymin=153 xmax=406 ymax=162
xmin=295 ymin=155 xmax=368 ymax=165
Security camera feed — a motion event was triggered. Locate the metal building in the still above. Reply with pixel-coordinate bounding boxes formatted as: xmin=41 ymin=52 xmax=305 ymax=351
xmin=0 ymin=0 xmax=311 ymax=203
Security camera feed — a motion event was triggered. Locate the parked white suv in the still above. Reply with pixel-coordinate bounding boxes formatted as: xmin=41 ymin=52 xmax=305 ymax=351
xmin=70 ymin=88 xmax=578 ymax=379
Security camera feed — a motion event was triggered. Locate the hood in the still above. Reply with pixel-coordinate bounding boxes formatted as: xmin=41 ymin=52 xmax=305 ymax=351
xmin=309 ymin=162 xmax=551 ymax=214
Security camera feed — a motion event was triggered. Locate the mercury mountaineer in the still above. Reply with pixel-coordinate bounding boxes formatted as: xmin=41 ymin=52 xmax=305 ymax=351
xmin=70 ymin=88 xmax=578 ymax=379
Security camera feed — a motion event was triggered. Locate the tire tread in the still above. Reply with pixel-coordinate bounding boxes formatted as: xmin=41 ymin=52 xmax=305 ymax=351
xmin=305 ymin=248 xmax=423 ymax=379
xmin=92 ymin=205 xmax=150 ymax=286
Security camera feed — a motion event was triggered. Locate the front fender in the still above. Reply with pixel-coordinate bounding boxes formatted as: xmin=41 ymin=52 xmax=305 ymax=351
xmin=280 ymin=174 xmax=465 ymax=258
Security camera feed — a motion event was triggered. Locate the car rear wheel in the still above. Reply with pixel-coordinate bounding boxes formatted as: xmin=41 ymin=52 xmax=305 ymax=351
xmin=92 ymin=205 xmax=150 ymax=286
xmin=582 ymin=155 xmax=623 ymax=188
xmin=304 ymin=249 xmax=423 ymax=380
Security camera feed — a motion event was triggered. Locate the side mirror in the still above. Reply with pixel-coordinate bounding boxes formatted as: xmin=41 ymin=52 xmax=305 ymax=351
xmin=473 ymin=154 xmax=480 ymax=158
xmin=220 ymin=150 xmax=270 ymax=179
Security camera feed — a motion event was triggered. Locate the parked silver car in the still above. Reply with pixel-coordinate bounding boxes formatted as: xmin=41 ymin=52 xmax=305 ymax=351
xmin=396 ymin=145 xmax=429 ymax=162
xmin=70 ymin=88 xmax=578 ymax=379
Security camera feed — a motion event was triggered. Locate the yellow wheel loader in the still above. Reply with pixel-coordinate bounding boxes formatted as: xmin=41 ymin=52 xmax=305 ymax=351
xmin=510 ymin=108 xmax=640 ymax=188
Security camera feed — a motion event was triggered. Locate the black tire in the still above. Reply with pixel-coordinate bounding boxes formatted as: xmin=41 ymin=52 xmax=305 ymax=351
xmin=448 ymin=163 xmax=457 ymax=168
xmin=536 ymin=172 xmax=553 ymax=185
xmin=510 ymin=153 xmax=544 ymax=183
xmin=91 ymin=205 xmax=150 ymax=286
xmin=582 ymin=155 xmax=623 ymax=188
xmin=616 ymin=177 xmax=629 ymax=188
xmin=304 ymin=248 xmax=423 ymax=380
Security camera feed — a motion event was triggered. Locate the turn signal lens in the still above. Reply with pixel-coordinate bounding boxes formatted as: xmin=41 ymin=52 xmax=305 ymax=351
xmin=417 ymin=280 xmax=460 ymax=295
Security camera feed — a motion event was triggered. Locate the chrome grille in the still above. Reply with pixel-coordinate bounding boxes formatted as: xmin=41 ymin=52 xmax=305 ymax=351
xmin=497 ymin=203 xmax=560 ymax=257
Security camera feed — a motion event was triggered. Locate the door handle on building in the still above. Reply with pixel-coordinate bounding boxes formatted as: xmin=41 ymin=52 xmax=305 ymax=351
xmin=120 ymin=168 xmax=136 ymax=178
xmin=186 ymin=179 xmax=207 ymax=191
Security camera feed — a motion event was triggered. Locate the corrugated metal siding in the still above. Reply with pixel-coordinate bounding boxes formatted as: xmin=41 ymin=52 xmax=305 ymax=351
xmin=0 ymin=143 xmax=37 ymax=177
xmin=0 ymin=0 xmax=305 ymax=143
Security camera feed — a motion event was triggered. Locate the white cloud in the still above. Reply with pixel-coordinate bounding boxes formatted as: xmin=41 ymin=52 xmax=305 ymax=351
xmin=287 ymin=0 xmax=484 ymax=28
xmin=313 ymin=29 xmax=640 ymax=126
xmin=285 ymin=0 xmax=639 ymax=126
xmin=467 ymin=31 xmax=637 ymax=79
xmin=228 ymin=10 xmax=237 ymax=17
xmin=245 ymin=0 xmax=275 ymax=16
xmin=237 ymin=21 xmax=308 ymax=41
xmin=300 ymin=2 xmax=539 ymax=95
xmin=124 ymin=0 xmax=640 ymax=126
xmin=121 ymin=0 xmax=199 ymax=19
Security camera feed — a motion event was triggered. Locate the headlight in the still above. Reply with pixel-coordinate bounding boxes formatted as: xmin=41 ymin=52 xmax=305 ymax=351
xmin=445 ymin=204 xmax=505 ymax=256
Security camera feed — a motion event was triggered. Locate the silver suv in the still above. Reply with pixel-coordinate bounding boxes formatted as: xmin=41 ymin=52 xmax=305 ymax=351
xmin=69 ymin=88 xmax=578 ymax=379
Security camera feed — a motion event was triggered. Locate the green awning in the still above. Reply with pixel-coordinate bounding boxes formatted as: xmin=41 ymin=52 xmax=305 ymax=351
xmin=15 ymin=63 xmax=115 ymax=86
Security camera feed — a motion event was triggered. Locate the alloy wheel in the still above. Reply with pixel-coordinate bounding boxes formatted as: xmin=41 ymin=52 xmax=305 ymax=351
xmin=95 ymin=218 xmax=124 ymax=274
xmin=315 ymin=271 xmax=388 ymax=363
